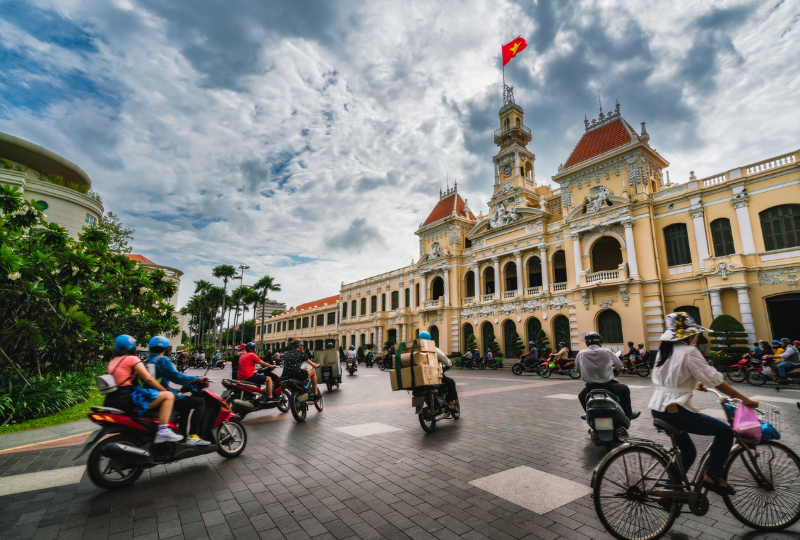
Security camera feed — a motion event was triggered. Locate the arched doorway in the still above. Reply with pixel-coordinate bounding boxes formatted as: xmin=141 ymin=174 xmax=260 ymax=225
xmin=591 ymin=236 xmax=623 ymax=271
xmin=527 ymin=256 xmax=543 ymax=288
xmin=598 ymin=310 xmax=623 ymax=344
xmin=429 ymin=325 xmax=440 ymax=348
xmin=464 ymin=271 xmax=476 ymax=298
xmin=527 ymin=317 xmax=541 ymax=345
xmin=484 ymin=267 xmax=495 ymax=295
xmin=481 ymin=322 xmax=495 ymax=354
xmin=766 ymin=294 xmax=800 ymax=340
xmin=431 ymin=277 xmax=444 ymax=300
xmin=504 ymin=262 xmax=518 ymax=292
xmin=553 ymin=251 xmax=567 ymax=284
xmin=387 ymin=329 xmax=397 ymax=346
xmin=462 ymin=323 xmax=474 ymax=352
xmin=553 ymin=315 xmax=570 ymax=348
xmin=503 ymin=320 xmax=516 ymax=359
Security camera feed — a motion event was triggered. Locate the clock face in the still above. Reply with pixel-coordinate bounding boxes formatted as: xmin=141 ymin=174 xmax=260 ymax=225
xmin=503 ymin=166 xmax=512 ymax=176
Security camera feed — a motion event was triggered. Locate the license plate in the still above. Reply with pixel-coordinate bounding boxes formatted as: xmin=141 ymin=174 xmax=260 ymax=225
xmin=594 ymin=417 xmax=614 ymax=431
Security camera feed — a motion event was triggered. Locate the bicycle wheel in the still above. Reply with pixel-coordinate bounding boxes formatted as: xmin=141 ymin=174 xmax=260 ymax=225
xmin=636 ymin=364 xmax=650 ymax=378
xmin=723 ymin=440 xmax=800 ymax=531
xmin=727 ymin=367 xmax=746 ymax=383
xmin=593 ymin=445 xmax=680 ymax=540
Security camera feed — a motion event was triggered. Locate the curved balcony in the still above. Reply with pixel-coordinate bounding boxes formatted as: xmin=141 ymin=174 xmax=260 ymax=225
xmin=494 ymin=123 xmax=532 ymax=144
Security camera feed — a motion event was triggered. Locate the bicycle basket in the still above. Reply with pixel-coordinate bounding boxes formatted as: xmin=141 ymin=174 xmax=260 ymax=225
xmin=727 ymin=401 xmax=781 ymax=440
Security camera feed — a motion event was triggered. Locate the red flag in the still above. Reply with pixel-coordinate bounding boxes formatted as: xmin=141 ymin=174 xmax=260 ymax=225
xmin=502 ymin=36 xmax=527 ymax=66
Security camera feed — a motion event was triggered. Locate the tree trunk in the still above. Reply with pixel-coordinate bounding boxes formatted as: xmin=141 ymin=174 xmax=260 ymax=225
xmin=218 ymin=281 xmax=228 ymax=351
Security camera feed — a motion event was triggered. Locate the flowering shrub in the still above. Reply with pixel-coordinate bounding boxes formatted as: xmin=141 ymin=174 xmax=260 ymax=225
xmin=0 ymin=184 xmax=178 ymax=374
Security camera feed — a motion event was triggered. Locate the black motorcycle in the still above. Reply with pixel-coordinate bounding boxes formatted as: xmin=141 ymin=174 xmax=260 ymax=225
xmin=415 ymin=384 xmax=460 ymax=433
xmin=347 ymin=358 xmax=357 ymax=375
xmin=209 ymin=355 xmax=226 ymax=370
xmin=175 ymin=354 xmax=188 ymax=373
xmin=365 ymin=354 xmax=374 ymax=368
xmin=377 ymin=353 xmax=394 ymax=371
xmin=458 ymin=356 xmax=478 ymax=370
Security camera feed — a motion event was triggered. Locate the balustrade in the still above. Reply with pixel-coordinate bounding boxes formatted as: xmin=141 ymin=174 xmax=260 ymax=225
xmin=502 ymin=291 xmax=516 ymax=299
xmin=480 ymin=294 xmax=494 ymax=302
xmin=551 ymin=282 xmax=567 ymax=292
xmin=745 ymin=152 xmax=796 ymax=175
xmin=526 ymin=287 xmax=540 ymax=296
xmin=424 ymin=298 xmax=441 ymax=308
xmin=585 ymin=270 xmax=619 ymax=284
xmin=463 ymin=297 xmax=475 ymax=306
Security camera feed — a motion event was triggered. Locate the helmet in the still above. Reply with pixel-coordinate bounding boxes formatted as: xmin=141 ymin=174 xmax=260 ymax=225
xmin=349 ymin=345 xmax=355 ymax=350
xmin=772 ymin=340 xmax=781 ymax=345
xmin=529 ymin=341 xmax=535 ymax=345
xmin=627 ymin=342 xmax=634 ymax=347
xmin=419 ymin=331 xmax=432 ymax=340
xmin=114 ymin=334 xmax=137 ymax=353
xmin=559 ymin=342 xmax=566 ymax=347
xmin=781 ymin=338 xmax=791 ymax=344
xmin=245 ymin=342 xmax=256 ymax=351
xmin=148 ymin=336 xmax=170 ymax=350
xmin=585 ymin=332 xmax=603 ymax=346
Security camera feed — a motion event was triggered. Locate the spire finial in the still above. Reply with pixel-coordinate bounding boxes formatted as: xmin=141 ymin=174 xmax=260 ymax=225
xmin=598 ymin=91 xmax=602 ymax=114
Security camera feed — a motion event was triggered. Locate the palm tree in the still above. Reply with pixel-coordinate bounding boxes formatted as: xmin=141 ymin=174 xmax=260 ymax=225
xmin=212 ymin=265 xmax=237 ymax=350
xmin=205 ymin=286 xmax=226 ymax=345
xmin=253 ymin=275 xmax=281 ymax=338
xmin=194 ymin=280 xmax=212 ymax=349
xmin=242 ymin=288 xmax=262 ymax=346
xmin=229 ymin=286 xmax=247 ymax=348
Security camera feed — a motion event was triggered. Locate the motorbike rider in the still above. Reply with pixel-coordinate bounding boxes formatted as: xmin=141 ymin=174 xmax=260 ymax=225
xmin=623 ymin=341 xmax=639 ymax=371
xmin=104 ymin=335 xmax=183 ymax=443
xmin=462 ymin=349 xmax=473 ymax=367
xmin=523 ymin=341 xmax=539 ymax=370
xmin=551 ymin=342 xmax=571 ymax=372
xmin=346 ymin=345 xmax=358 ymax=366
xmin=418 ymin=331 xmax=458 ymax=413
xmin=764 ymin=338 xmax=800 ymax=383
xmin=282 ymin=339 xmax=321 ymax=397
xmin=238 ymin=342 xmax=279 ymax=402
xmin=575 ymin=332 xmax=640 ymax=420
xmin=144 ymin=336 xmax=211 ymax=445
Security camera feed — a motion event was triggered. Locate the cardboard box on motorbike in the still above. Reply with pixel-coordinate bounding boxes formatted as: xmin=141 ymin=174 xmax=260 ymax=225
xmin=313 ymin=349 xmax=341 ymax=383
xmin=389 ymin=339 xmax=442 ymax=390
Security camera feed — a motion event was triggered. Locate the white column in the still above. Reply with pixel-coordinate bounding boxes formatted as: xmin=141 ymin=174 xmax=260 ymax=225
xmin=443 ymin=267 xmax=451 ymax=306
xmin=735 ymin=286 xmax=757 ymax=345
xmin=410 ymin=279 xmax=416 ymax=311
xmin=539 ymin=244 xmax=549 ymax=292
xmin=732 ymin=193 xmax=756 ymax=254
xmin=689 ymin=207 xmax=710 ymax=269
xmin=708 ymin=289 xmax=723 ymax=320
xmin=515 ymin=251 xmax=523 ymax=296
xmin=622 ymin=218 xmax=640 ymax=278
xmin=378 ymin=326 xmax=383 ymax=348
xmin=473 ymin=265 xmax=480 ymax=299
xmin=421 ymin=274 xmax=427 ymax=304
xmin=492 ymin=257 xmax=500 ymax=299
xmin=569 ymin=233 xmax=583 ymax=284
xmin=400 ymin=324 xmax=406 ymax=343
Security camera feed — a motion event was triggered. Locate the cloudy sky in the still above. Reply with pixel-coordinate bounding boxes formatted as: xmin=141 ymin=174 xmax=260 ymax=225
xmin=2 ymin=0 xmax=798 ymax=309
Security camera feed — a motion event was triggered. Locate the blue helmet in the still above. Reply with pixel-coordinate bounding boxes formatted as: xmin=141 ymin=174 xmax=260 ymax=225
xmin=246 ymin=342 xmax=257 ymax=351
xmin=148 ymin=336 xmax=170 ymax=350
xmin=114 ymin=334 xmax=137 ymax=353
xmin=419 ymin=331 xmax=431 ymax=340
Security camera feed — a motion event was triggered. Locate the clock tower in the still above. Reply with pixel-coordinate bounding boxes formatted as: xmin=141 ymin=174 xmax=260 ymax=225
xmin=492 ymin=88 xmax=536 ymax=194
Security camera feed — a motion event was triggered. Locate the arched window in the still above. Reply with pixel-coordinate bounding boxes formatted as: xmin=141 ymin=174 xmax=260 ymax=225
xmin=350 ymin=300 xmax=356 ymax=318
xmin=360 ymin=298 xmax=367 ymax=315
xmin=391 ymin=291 xmax=399 ymax=310
xmin=503 ymin=320 xmax=516 ymax=359
xmin=504 ymin=118 xmax=510 ymax=131
xmin=429 ymin=325 xmax=440 ymax=347
xmin=591 ymin=236 xmax=623 ymax=271
xmin=515 ymin=117 xmax=521 ymax=128
xmin=481 ymin=322 xmax=494 ymax=355
xmin=710 ymin=218 xmax=735 ymax=257
xmin=760 ymin=204 xmax=800 ymax=251
xmin=553 ymin=315 xmax=570 ymax=348
xmin=528 ymin=256 xmax=542 ymax=288
xmin=381 ymin=293 xmax=386 ymax=311
xmin=598 ymin=310 xmax=623 ymax=344
xmin=527 ymin=317 xmax=541 ymax=344
xmin=664 ymin=223 xmax=692 ymax=266
xmin=484 ymin=267 xmax=495 ymax=294
xmin=465 ymin=271 xmax=476 ymax=298
xmin=415 ymin=284 xmax=419 ymax=306
xmin=371 ymin=295 xmax=377 ymax=313
xmin=462 ymin=323 xmax=474 ymax=351
xmin=342 ymin=302 xmax=347 ymax=318
xmin=505 ymin=262 xmax=517 ymax=292
xmin=553 ymin=251 xmax=567 ymax=283
xmin=404 ymin=288 xmax=410 ymax=307
xmin=431 ymin=277 xmax=444 ymax=299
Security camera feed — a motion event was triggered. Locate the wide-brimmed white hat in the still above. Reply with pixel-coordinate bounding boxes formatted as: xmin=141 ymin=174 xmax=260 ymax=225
xmin=659 ymin=312 xmax=710 ymax=342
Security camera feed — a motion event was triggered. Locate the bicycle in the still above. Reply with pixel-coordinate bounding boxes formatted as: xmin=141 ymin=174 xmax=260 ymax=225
xmin=591 ymin=387 xmax=800 ymax=540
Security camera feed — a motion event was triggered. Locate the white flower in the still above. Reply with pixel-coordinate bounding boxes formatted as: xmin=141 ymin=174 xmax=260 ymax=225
xmin=108 ymin=304 xmax=117 ymax=310
xmin=41 ymin=213 xmax=48 ymax=219
xmin=51 ymin=269 xmax=59 ymax=275
xmin=71 ymin=265 xmax=79 ymax=276
xmin=139 ymin=287 xmax=147 ymax=294
xmin=7 ymin=272 xmax=21 ymax=281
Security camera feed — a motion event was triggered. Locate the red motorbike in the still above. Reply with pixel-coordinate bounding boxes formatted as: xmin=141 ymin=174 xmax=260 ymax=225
xmin=221 ymin=367 xmax=290 ymax=419
xmin=77 ymin=386 xmax=247 ymax=490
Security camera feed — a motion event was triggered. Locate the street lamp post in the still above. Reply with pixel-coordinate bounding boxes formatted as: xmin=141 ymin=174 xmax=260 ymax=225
xmin=231 ymin=265 xmax=249 ymax=348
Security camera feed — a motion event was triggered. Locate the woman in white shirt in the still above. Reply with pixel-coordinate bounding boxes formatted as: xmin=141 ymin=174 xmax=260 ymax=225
xmin=650 ymin=312 xmax=758 ymax=496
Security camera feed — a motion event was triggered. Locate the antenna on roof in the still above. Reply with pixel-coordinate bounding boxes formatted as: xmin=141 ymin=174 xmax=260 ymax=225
xmin=598 ymin=91 xmax=602 ymax=113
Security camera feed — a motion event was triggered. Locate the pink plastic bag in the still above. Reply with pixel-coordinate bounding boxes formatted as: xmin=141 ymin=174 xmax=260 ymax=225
xmin=733 ymin=404 xmax=761 ymax=443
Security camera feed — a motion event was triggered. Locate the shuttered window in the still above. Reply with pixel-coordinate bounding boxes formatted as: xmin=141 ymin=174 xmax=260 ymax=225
xmin=316 ymin=314 xmax=324 ymax=326
xmin=405 ymin=288 xmax=410 ymax=307
xmin=391 ymin=291 xmax=399 ymax=310
xmin=760 ymin=205 xmax=800 ymax=251
xmin=351 ymin=300 xmax=356 ymax=318
xmin=327 ymin=312 xmax=336 ymax=325
xmin=598 ymin=310 xmax=623 ymax=344
xmin=371 ymin=295 xmax=377 ymax=313
xmin=664 ymin=223 xmax=692 ymax=266
xmin=361 ymin=298 xmax=367 ymax=315
xmin=710 ymin=218 xmax=735 ymax=257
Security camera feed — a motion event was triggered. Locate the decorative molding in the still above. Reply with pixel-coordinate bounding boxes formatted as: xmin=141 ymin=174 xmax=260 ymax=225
xmin=499 ymin=303 xmax=515 ymax=316
xmin=620 ymin=285 xmax=629 ymax=306
xmin=758 ymin=267 xmax=800 ymax=290
xmin=479 ymin=306 xmax=494 ymax=318
xmin=706 ymin=261 xmax=740 ymax=280
xmin=599 ymin=300 xmax=614 ymax=309
xmin=690 ymin=206 xmax=704 ymax=219
xmin=621 ymin=217 xmax=635 ymax=228
xmin=731 ymin=192 xmax=749 ymax=209
xmin=523 ymin=300 xmax=542 ymax=312
xmin=586 ymin=185 xmax=612 ymax=213
xmin=550 ymin=296 xmax=568 ymax=310
xmin=581 ymin=290 xmax=590 ymax=310
xmin=526 ymin=220 xmax=543 ymax=233
xmin=461 ymin=308 xmax=475 ymax=319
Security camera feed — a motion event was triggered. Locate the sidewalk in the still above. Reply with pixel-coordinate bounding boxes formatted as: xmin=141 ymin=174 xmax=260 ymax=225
xmin=0 ymin=419 xmax=95 ymax=452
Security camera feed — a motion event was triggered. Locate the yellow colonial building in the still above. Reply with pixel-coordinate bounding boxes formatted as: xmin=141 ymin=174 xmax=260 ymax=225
xmin=260 ymin=93 xmax=800 ymax=357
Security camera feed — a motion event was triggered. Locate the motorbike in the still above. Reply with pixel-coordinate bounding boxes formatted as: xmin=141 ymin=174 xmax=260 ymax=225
xmin=747 ymin=358 xmax=800 ymax=388
xmin=175 ymin=355 xmax=188 ymax=373
xmin=511 ymin=355 xmax=541 ymax=376
xmin=221 ymin=367 xmax=290 ymax=419
xmin=482 ymin=357 xmax=499 ymax=370
xmin=365 ymin=354 xmax=374 ymax=368
xmin=727 ymin=353 xmax=759 ymax=383
xmin=583 ymin=388 xmax=631 ymax=451
xmin=377 ymin=353 xmax=394 ymax=371
xmin=77 ymin=385 xmax=247 ymax=490
xmin=457 ymin=356 xmax=478 ymax=370
xmin=414 ymin=379 xmax=460 ymax=433
xmin=537 ymin=359 xmax=581 ymax=379
xmin=209 ymin=355 xmax=226 ymax=370
xmin=282 ymin=377 xmax=324 ymax=423
xmin=347 ymin=358 xmax=357 ymax=375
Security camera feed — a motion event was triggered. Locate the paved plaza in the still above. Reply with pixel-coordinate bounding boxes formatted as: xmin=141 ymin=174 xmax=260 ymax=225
xmin=0 ymin=367 xmax=798 ymax=540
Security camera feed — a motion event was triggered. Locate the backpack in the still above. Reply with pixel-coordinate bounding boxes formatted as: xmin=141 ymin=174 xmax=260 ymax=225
xmin=96 ymin=355 xmax=140 ymax=395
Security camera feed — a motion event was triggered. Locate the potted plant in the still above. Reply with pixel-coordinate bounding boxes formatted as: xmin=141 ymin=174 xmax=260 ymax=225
xmin=510 ymin=331 xmax=525 ymax=358
xmin=709 ymin=315 xmax=749 ymax=372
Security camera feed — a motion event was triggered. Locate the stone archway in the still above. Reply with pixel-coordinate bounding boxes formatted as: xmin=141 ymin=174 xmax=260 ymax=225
xmin=431 ymin=277 xmax=444 ymax=300
xmin=591 ymin=236 xmax=623 ymax=272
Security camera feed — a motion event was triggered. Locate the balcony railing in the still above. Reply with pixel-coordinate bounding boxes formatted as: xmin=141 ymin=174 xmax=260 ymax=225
xmin=585 ymin=270 xmax=620 ymax=284
xmin=494 ymin=123 xmax=532 ymax=141
xmin=551 ymin=283 xmax=567 ymax=292
xmin=526 ymin=287 xmax=540 ymax=296
xmin=502 ymin=291 xmax=516 ymax=299
xmin=463 ymin=297 xmax=475 ymax=306
xmin=480 ymin=294 xmax=494 ymax=302
xmin=424 ymin=298 xmax=442 ymax=308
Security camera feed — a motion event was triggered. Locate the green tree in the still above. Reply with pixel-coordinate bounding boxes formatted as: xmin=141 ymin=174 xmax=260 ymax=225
xmin=709 ymin=315 xmax=749 ymax=366
xmin=212 ymin=264 xmax=237 ymax=349
xmin=485 ymin=334 xmax=501 ymax=357
xmin=510 ymin=331 xmax=524 ymax=355
xmin=465 ymin=333 xmax=477 ymax=354
xmin=89 ymin=211 xmax=133 ymax=254
xmin=536 ymin=329 xmax=551 ymax=354
xmin=253 ymin=274 xmax=281 ymax=328
xmin=357 ymin=345 xmax=364 ymax=361
xmin=242 ymin=288 xmax=262 ymax=344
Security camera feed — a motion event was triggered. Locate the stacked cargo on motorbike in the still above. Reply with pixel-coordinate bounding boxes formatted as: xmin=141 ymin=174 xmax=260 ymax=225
xmin=390 ymin=339 xmax=443 ymax=390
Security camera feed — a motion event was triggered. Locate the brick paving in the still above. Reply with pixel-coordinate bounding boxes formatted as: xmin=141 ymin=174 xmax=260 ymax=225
xmin=0 ymin=367 xmax=798 ymax=540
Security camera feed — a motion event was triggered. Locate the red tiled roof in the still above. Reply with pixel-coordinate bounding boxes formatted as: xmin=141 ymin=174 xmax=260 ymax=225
xmin=294 ymin=295 xmax=340 ymax=312
xmin=422 ymin=193 xmax=476 ymax=227
xmin=126 ymin=254 xmax=154 ymax=264
xmin=563 ymin=119 xmax=639 ymax=169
